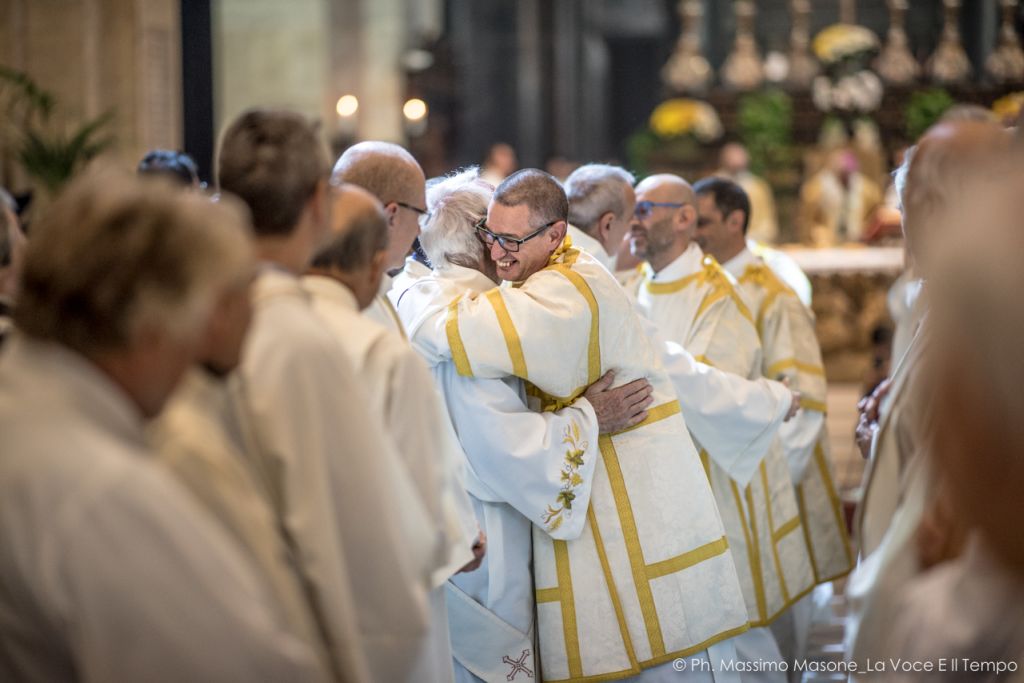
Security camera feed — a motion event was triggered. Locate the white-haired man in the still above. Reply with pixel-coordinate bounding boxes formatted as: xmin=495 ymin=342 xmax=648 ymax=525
xmin=627 ymin=174 xmax=816 ymax=679
xmin=219 ymin=109 xmax=437 ymax=682
xmin=0 ymin=170 xmax=326 ymax=681
xmin=693 ymin=176 xmax=852 ymax=667
xmin=846 ymin=120 xmax=1013 ymax=667
xmin=402 ymin=169 xmax=752 ymax=681
xmin=332 ymin=140 xmax=427 ymax=334
xmin=397 ymin=169 xmax=654 ymax=682
xmin=564 ymin=163 xmax=636 ymax=272
xmin=301 ymin=182 xmax=481 ymax=683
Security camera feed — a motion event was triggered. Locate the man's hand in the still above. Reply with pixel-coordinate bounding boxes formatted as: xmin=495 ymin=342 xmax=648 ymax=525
xmin=458 ymin=532 xmax=486 ymax=574
xmin=779 ymin=377 xmax=801 ymax=422
xmin=584 ymin=370 xmax=654 ymax=434
xmin=855 ymin=379 xmax=893 ymax=459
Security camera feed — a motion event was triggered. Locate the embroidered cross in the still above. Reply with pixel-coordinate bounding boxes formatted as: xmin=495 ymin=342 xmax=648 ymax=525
xmin=502 ymin=649 xmax=533 ymax=680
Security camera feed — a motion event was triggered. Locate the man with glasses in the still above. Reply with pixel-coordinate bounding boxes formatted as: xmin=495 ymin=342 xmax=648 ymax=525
xmin=627 ymin=174 xmax=815 ymax=680
xmin=404 ymin=168 xmax=752 ymax=681
xmin=332 ymin=141 xmax=429 ymax=334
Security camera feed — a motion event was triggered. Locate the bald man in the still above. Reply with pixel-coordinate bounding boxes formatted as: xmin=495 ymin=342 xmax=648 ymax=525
xmin=332 ymin=141 xmax=427 ymax=335
xmin=626 ymin=174 xmax=816 ymax=679
xmin=302 ymin=183 xmax=480 ymax=683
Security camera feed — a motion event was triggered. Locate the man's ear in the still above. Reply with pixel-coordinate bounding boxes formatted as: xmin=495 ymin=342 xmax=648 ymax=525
xmin=383 ymin=202 xmax=399 ymax=228
xmin=548 ymin=220 xmax=568 ymax=248
xmin=678 ymin=204 xmax=697 ymax=232
xmin=597 ymin=211 xmax=616 ymax=239
xmin=726 ymin=209 xmax=747 ymax=236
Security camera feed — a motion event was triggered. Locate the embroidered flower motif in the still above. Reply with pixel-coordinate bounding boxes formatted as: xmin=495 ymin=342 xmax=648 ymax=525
xmin=542 ymin=421 xmax=588 ymax=532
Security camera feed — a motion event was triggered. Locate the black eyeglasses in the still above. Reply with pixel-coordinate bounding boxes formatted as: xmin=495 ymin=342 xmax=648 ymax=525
xmin=394 ymin=201 xmax=430 ymax=222
xmin=634 ymin=201 xmax=685 ymax=220
xmin=474 ymin=217 xmax=560 ymax=253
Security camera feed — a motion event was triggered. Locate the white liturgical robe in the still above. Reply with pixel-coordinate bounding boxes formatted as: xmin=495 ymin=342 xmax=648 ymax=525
xmin=149 ymin=367 xmax=329 ymax=672
xmin=398 ymin=263 xmax=602 ymax=682
xmin=0 ymin=336 xmax=325 ymax=682
xmin=629 ymin=244 xmax=815 ymax=629
xmin=404 ymin=242 xmax=750 ymax=681
xmin=303 ymin=274 xmax=478 ymax=683
xmin=238 ymin=267 xmax=439 ymax=683
xmin=391 ymin=254 xmax=433 ymax=302
xmin=724 ymin=248 xmax=853 ymax=586
xmin=567 ymin=224 xmax=616 ymax=273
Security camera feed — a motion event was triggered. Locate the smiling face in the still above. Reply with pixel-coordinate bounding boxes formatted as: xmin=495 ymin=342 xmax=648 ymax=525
xmin=485 ymin=201 xmax=565 ymax=282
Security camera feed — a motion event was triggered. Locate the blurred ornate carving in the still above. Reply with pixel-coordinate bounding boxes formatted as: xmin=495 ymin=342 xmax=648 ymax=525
xmin=876 ymin=0 xmax=920 ymax=85
xmin=786 ymin=0 xmax=819 ymax=89
xmin=986 ymin=0 xmax=1024 ymax=84
xmin=722 ymin=0 xmax=765 ymax=91
xmin=662 ymin=0 xmax=713 ymax=93
xmin=927 ymin=0 xmax=971 ymax=84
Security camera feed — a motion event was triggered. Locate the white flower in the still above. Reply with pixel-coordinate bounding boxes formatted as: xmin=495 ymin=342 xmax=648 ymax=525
xmin=812 ymin=76 xmax=833 ymax=111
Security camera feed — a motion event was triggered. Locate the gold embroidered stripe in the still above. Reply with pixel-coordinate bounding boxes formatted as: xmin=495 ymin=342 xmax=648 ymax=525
xmin=772 ymin=515 xmax=802 ymax=543
xmin=694 ymin=354 xmax=714 ymax=367
xmin=800 ymin=397 xmax=828 ymax=413
xmin=587 ymin=506 xmax=640 ymax=671
xmin=765 ymin=357 xmax=826 ymax=379
xmin=645 ymin=536 xmax=729 ymax=580
xmin=485 ymin=289 xmax=529 ymax=378
xmin=759 ymin=462 xmax=790 ymax=602
xmin=698 ymin=449 xmax=711 ymax=481
xmin=554 ymin=266 xmax=602 ymax=384
xmin=815 ymin=441 xmax=854 ymax=566
xmin=536 ymin=587 xmax=561 ymax=603
xmin=756 ymin=290 xmax=782 ymax=336
xmin=599 ymin=436 xmax=666 ymax=657
xmin=644 ymin=271 xmax=701 ymax=295
xmin=446 ymin=295 xmax=473 ymax=377
xmin=612 ymin=400 xmax=680 ymax=436
xmin=554 ymin=540 xmax=583 ymax=679
xmin=795 ymin=484 xmax=822 ymax=583
xmin=734 ymin=480 xmax=766 ymax=622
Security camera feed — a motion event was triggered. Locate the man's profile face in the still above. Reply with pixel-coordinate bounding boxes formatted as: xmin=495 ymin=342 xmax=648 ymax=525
xmin=486 ymin=202 xmax=562 ymax=282
xmin=694 ymin=193 xmax=734 ymax=263
xmin=630 ymin=184 xmax=683 ymax=261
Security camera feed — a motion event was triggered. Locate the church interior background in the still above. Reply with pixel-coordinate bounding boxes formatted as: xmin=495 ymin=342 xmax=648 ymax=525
xmin=2 ymin=0 xmax=1022 ymax=589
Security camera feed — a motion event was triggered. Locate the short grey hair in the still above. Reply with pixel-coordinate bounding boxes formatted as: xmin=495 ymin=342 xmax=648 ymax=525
xmin=332 ymin=141 xmax=423 ymax=204
xmin=16 ymin=168 xmax=252 ymax=354
xmin=420 ymin=167 xmax=492 ymax=270
xmin=565 ymin=164 xmax=636 ymax=235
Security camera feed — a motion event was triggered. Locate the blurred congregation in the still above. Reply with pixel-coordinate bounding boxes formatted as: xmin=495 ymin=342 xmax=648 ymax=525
xmin=2 ymin=1 xmax=1024 ymax=682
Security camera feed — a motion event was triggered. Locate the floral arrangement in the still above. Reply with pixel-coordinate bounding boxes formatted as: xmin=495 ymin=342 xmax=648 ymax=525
xmin=992 ymin=92 xmax=1024 ymax=124
xmin=649 ymin=98 xmax=723 ymax=142
xmin=811 ymin=24 xmax=884 ymax=116
xmin=904 ymin=88 xmax=954 ymax=141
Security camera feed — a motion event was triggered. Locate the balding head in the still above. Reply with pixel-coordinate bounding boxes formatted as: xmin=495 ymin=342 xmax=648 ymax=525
xmin=631 ymin=174 xmax=698 ymax=273
xmin=332 ymin=141 xmax=426 ymax=270
xmin=309 ymin=183 xmax=389 ymax=310
xmin=901 ymin=120 xmax=1011 ymax=272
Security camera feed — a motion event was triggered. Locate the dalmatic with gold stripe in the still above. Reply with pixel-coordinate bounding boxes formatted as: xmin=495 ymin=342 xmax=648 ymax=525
xmin=629 ymin=243 xmax=816 ymax=628
xmin=724 ymin=248 xmax=853 ymax=585
xmin=404 ymin=238 xmax=749 ymax=682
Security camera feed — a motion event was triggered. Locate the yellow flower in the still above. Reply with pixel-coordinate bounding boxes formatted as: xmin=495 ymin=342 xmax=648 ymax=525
xmin=650 ymin=99 xmax=722 ymax=142
xmin=993 ymin=92 xmax=1024 ymax=121
xmin=813 ymin=24 xmax=879 ymax=63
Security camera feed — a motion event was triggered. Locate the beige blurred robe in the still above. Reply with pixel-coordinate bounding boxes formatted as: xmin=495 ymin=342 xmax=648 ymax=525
xmin=724 ymin=248 xmax=853 ymax=586
xmin=365 ymin=273 xmax=407 ymax=336
xmin=149 ymin=367 xmax=331 ymax=674
xmin=0 ymin=336 xmax=325 ymax=683
xmin=798 ymin=170 xmax=882 ymax=246
xmin=303 ymin=274 xmax=478 ymax=683
xmin=405 ymin=241 xmax=750 ymax=681
xmin=238 ymin=267 xmax=439 ymax=683
xmin=629 ymin=244 xmax=815 ymax=630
